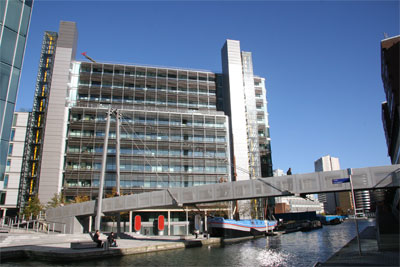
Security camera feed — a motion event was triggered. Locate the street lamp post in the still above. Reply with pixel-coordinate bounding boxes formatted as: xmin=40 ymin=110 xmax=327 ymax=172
xmin=348 ymin=168 xmax=362 ymax=255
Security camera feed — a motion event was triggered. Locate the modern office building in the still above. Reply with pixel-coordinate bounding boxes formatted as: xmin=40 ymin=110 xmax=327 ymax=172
xmin=0 ymin=112 xmax=29 ymax=218
xmin=19 ymin=22 xmax=273 ymax=223
xmin=380 ymin=35 xmax=400 ymax=219
xmin=0 ymin=0 xmax=33 ymax=185
xmin=315 ymin=155 xmax=353 ymax=214
xmin=381 ymin=35 xmax=400 ymax=164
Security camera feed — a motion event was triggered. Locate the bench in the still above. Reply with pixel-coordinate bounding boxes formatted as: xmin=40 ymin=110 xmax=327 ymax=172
xmin=70 ymin=241 xmax=99 ymax=249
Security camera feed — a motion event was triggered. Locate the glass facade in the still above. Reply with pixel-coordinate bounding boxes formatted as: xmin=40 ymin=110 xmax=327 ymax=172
xmin=63 ymin=62 xmax=230 ymax=200
xmin=0 ymin=0 xmax=33 ymax=180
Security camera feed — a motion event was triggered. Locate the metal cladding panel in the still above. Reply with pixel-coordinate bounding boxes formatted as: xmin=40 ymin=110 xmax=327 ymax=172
xmin=221 ymin=40 xmax=250 ymax=182
xmin=55 ymin=207 xmax=62 ymax=218
xmin=138 ymin=193 xmax=151 ymax=208
xmin=114 ymin=196 xmax=125 ymax=210
xmin=103 ymin=198 xmax=113 ymax=212
xmin=168 ymin=188 xmax=181 ymax=205
xmin=215 ymin=183 xmax=233 ymax=200
xmin=368 ymin=165 xmax=399 ymax=188
xmin=233 ymin=180 xmax=252 ymax=199
xmin=151 ymin=191 xmax=166 ymax=206
xmin=276 ymin=177 xmax=295 ymax=193
xmin=124 ymin=194 xmax=138 ymax=210
xmin=182 ymin=188 xmax=196 ymax=202
xmin=81 ymin=201 xmax=95 ymax=215
xmin=65 ymin=205 xmax=74 ymax=217
xmin=44 ymin=164 xmax=400 ymax=223
xmin=319 ymin=170 xmax=349 ymax=192
xmin=253 ymin=180 xmax=263 ymax=196
xmin=351 ymin=168 xmax=371 ymax=189
xmin=198 ymin=184 xmax=214 ymax=201
xmin=297 ymin=173 xmax=320 ymax=193
xmin=46 ymin=208 xmax=54 ymax=219
xmin=256 ymin=178 xmax=281 ymax=195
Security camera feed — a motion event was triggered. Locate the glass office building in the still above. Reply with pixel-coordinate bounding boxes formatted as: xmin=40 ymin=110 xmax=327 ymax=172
xmin=0 ymin=0 xmax=33 ymax=181
xmin=21 ymin=22 xmax=273 ymax=220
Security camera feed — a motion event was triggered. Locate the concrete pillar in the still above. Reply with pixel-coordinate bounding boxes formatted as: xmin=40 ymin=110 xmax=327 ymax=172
xmin=204 ymin=210 xmax=207 ymax=232
xmin=89 ymin=216 xmax=92 ymax=232
xmin=185 ymin=209 xmax=189 ymax=235
xmin=129 ymin=211 xmax=132 ymax=232
xmin=168 ymin=210 xmax=171 ymax=236
xmin=2 ymin=208 xmax=6 ymax=224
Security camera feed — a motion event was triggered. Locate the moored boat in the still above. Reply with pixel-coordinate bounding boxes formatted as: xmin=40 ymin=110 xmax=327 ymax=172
xmin=208 ymin=217 xmax=277 ymax=238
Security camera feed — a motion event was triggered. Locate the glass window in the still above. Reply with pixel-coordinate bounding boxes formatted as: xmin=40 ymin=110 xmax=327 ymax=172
xmin=0 ymin=63 xmax=11 ymax=100
xmin=10 ymin=129 xmax=15 ymax=141
xmin=8 ymin=67 xmax=20 ymax=102
xmin=3 ymin=174 xmax=8 ymax=188
xmin=5 ymin=0 xmax=22 ymax=32
xmin=5 ymin=159 xmax=11 ymax=172
xmin=0 ymin=27 xmax=17 ymax=65
xmin=12 ymin=113 xmax=17 ymax=126
xmin=0 ymin=192 xmax=5 ymax=205
xmin=8 ymin=143 xmax=13 ymax=155
xmin=14 ymin=35 xmax=26 ymax=69
xmin=0 ymin=0 xmax=5 ymax=23
xmin=1 ymin=102 xmax=15 ymax=141
xmin=19 ymin=4 xmax=31 ymax=37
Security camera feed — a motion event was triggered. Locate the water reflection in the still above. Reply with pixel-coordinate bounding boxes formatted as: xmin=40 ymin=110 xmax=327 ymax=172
xmin=3 ymin=220 xmax=374 ymax=267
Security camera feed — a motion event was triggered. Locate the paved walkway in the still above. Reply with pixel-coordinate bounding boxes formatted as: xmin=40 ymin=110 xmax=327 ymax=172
xmin=0 ymin=231 xmax=219 ymax=263
xmin=318 ymin=226 xmax=399 ymax=266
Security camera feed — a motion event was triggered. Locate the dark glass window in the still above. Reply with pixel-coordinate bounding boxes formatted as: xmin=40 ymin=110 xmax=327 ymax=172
xmin=0 ymin=63 xmax=11 ymax=100
xmin=10 ymin=129 xmax=15 ymax=141
xmin=8 ymin=144 xmax=13 ymax=155
xmin=5 ymin=0 xmax=22 ymax=32
xmin=0 ymin=192 xmax=5 ymax=205
xmin=4 ymin=174 xmax=8 ymax=188
xmin=0 ymin=27 xmax=17 ymax=65
xmin=14 ymin=35 xmax=26 ymax=68
xmin=19 ymin=4 xmax=31 ymax=37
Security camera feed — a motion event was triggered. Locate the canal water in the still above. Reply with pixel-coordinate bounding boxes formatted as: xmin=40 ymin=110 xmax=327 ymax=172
xmin=7 ymin=219 xmax=374 ymax=267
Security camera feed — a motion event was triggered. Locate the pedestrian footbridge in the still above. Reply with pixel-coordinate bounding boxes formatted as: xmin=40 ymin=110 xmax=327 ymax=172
xmin=46 ymin=164 xmax=400 ymax=233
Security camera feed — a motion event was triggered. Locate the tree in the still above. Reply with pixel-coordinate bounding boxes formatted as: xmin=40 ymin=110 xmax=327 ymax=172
xmin=22 ymin=196 xmax=44 ymax=218
xmin=72 ymin=195 xmax=90 ymax=203
xmin=106 ymin=187 xmax=119 ymax=198
xmin=47 ymin=193 xmax=65 ymax=208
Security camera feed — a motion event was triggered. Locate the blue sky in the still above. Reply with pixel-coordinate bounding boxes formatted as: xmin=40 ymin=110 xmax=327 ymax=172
xmin=16 ymin=1 xmax=399 ymax=174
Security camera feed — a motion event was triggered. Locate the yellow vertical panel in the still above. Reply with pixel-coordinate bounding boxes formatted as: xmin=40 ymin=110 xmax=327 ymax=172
xmin=29 ymin=179 xmax=34 ymax=195
xmin=35 ymin=130 xmax=39 ymax=143
xmin=31 ymin=162 xmax=36 ymax=176
xmin=33 ymin=146 xmax=37 ymax=160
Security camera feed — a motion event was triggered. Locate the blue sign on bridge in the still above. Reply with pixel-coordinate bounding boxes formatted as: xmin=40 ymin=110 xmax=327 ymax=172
xmin=332 ymin=178 xmax=350 ymax=184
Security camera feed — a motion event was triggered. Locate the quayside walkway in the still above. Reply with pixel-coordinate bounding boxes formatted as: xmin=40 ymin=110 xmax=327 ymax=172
xmin=0 ymin=231 xmax=219 ymax=262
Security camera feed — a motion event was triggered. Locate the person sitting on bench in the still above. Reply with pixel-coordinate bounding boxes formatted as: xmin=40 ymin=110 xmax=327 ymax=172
xmin=107 ymin=232 xmax=117 ymax=247
xmin=93 ymin=230 xmax=102 ymax=248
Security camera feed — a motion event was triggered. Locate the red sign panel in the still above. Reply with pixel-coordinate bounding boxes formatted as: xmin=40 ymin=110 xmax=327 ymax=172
xmin=158 ymin=215 xmax=165 ymax=231
xmin=134 ymin=215 xmax=141 ymax=232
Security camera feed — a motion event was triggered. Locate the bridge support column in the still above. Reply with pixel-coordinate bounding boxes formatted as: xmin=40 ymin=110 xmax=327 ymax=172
xmin=2 ymin=208 xmax=6 ymax=224
xmin=204 ymin=210 xmax=207 ymax=232
xmin=129 ymin=211 xmax=132 ymax=232
xmin=88 ymin=216 xmax=92 ymax=232
xmin=168 ymin=210 xmax=171 ymax=236
xmin=185 ymin=209 xmax=189 ymax=235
